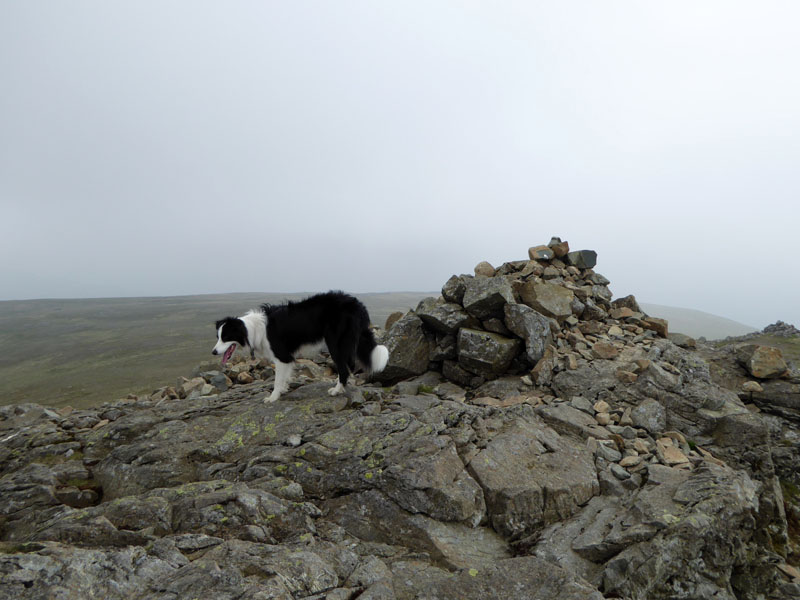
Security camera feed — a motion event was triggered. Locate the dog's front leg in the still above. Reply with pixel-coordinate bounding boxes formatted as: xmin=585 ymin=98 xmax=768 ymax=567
xmin=265 ymin=360 xmax=293 ymax=403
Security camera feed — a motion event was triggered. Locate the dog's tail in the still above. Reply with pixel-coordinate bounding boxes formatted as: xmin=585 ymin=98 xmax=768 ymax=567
xmin=357 ymin=328 xmax=389 ymax=373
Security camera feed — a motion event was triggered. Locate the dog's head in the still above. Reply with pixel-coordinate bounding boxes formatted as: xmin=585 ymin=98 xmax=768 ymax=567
xmin=212 ymin=317 xmax=248 ymax=365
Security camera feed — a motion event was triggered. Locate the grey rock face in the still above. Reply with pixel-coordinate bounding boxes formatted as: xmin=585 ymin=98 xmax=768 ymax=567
xmin=457 ymin=328 xmax=521 ymax=379
xmin=3 ymin=243 xmax=799 ymax=600
xmin=468 ymin=414 xmax=599 ymax=538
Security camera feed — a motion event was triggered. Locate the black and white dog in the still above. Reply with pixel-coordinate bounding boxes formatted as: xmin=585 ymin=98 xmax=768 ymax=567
xmin=212 ymin=291 xmax=389 ymax=402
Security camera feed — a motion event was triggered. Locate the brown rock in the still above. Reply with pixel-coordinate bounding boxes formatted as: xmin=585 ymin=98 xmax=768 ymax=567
xmin=609 ymin=307 xmax=634 ymax=320
xmin=532 ymin=346 xmax=557 ymax=386
xmin=595 ymin=412 xmax=611 ymax=426
xmin=616 ymin=370 xmax=638 ymax=384
xmin=741 ymin=380 xmax=764 ymax=393
xmin=520 ymin=261 xmax=545 ymax=278
xmin=474 ymin=261 xmax=496 ymax=277
xmin=593 ymin=400 xmax=611 ymax=413
xmin=657 ymin=440 xmax=689 ymax=465
xmin=642 ymin=317 xmax=669 ymax=337
xmin=237 ymin=371 xmax=255 ymax=384
xmin=548 ymin=239 xmax=570 ymax=258
xmin=385 ymin=311 xmax=404 ymax=331
xmin=619 ymin=455 xmax=642 ymax=468
xmin=591 ymin=341 xmax=619 ymax=360
xmin=518 ymin=281 xmax=575 ymax=321
xmin=735 ymin=344 xmax=789 ymax=379
xmin=607 ymin=325 xmax=624 ymax=337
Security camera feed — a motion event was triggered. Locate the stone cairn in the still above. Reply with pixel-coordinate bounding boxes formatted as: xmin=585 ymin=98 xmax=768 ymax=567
xmin=372 ymin=238 xmax=742 ymax=489
xmin=378 ymin=237 xmax=668 ymax=391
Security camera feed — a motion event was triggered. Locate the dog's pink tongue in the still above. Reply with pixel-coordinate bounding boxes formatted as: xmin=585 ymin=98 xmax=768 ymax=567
xmin=222 ymin=344 xmax=235 ymax=365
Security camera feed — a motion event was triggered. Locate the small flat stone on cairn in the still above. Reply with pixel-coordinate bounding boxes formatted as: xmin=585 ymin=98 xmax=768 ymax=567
xmin=564 ymin=250 xmax=598 ymax=269
xmin=528 ymin=245 xmax=555 ymax=261
xmin=547 ymin=237 xmax=570 ymax=258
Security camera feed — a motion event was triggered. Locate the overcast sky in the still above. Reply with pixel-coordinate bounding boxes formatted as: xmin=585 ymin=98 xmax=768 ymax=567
xmin=2 ymin=2 xmax=799 ymax=328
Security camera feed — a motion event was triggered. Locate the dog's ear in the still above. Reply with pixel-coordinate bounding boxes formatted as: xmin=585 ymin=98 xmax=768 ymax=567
xmin=215 ymin=318 xmax=228 ymax=330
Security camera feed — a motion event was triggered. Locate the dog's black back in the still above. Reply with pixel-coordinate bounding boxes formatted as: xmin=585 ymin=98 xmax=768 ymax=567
xmin=264 ymin=291 xmax=378 ymax=382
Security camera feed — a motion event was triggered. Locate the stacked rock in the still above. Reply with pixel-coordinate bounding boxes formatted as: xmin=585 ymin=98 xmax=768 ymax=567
xmin=378 ymin=238 xmax=669 ymax=390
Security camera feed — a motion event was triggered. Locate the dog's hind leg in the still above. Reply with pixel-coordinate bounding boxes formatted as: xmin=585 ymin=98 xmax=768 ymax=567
xmin=265 ymin=360 xmax=293 ymax=403
xmin=326 ymin=327 xmax=358 ymax=397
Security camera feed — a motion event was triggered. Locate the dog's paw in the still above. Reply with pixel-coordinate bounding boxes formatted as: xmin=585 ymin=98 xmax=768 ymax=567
xmin=264 ymin=392 xmax=279 ymax=403
xmin=328 ymin=382 xmax=345 ymax=396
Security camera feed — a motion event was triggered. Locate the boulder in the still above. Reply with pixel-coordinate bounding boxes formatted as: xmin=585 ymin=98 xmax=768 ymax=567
xmin=457 ymin=329 xmax=521 ymax=379
xmin=630 ymin=398 xmax=667 ymax=433
xmin=375 ymin=313 xmax=432 ymax=383
xmin=564 ymin=250 xmax=598 ymax=269
xmin=416 ymin=297 xmax=479 ymax=335
xmin=442 ymin=274 xmax=472 ymax=305
xmin=735 ymin=344 xmax=789 ymax=379
xmin=503 ymin=304 xmax=554 ymax=364
xmin=643 ymin=317 xmax=669 ymax=338
xmin=518 ymin=281 xmax=575 ymax=321
xmin=461 ymin=277 xmax=515 ymax=319
xmin=611 ymin=295 xmax=641 ymax=313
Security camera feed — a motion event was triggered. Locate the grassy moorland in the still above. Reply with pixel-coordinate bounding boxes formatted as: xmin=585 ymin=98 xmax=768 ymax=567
xmin=0 ymin=292 xmax=431 ymax=409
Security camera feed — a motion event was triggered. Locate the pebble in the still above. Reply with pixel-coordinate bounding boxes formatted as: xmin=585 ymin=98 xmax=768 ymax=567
xmin=570 ymin=396 xmax=595 ymax=415
xmin=616 ymin=370 xmax=638 ymax=384
xmin=595 ymin=412 xmax=611 ymax=426
xmin=619 ymin=455 xmax=642 ymax=468
xmin=662 ymin=445 xmax=690 ymax=465
xmin=237 ymin=372 xmax=255 ymax=384
xmin=593 ymin=400 xmax=611 ymax=413
xmin=596 ymin=443 xmax=622 ymax=462
xmin=610 ymin=463 xmax=631 ymax=480
xmin=742 ymin=381 xmax=763 ymax=393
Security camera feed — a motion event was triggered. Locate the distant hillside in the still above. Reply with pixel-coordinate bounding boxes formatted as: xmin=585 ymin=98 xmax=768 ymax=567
xmin=0 ymin=292 xmax=431 ymax=409
xmin=639 ymin=303 xmax=756 ymax=340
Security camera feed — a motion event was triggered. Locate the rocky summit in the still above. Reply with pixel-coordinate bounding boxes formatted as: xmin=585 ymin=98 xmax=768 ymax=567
xmin=2 ymin=239 xmax=800 ymax=600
